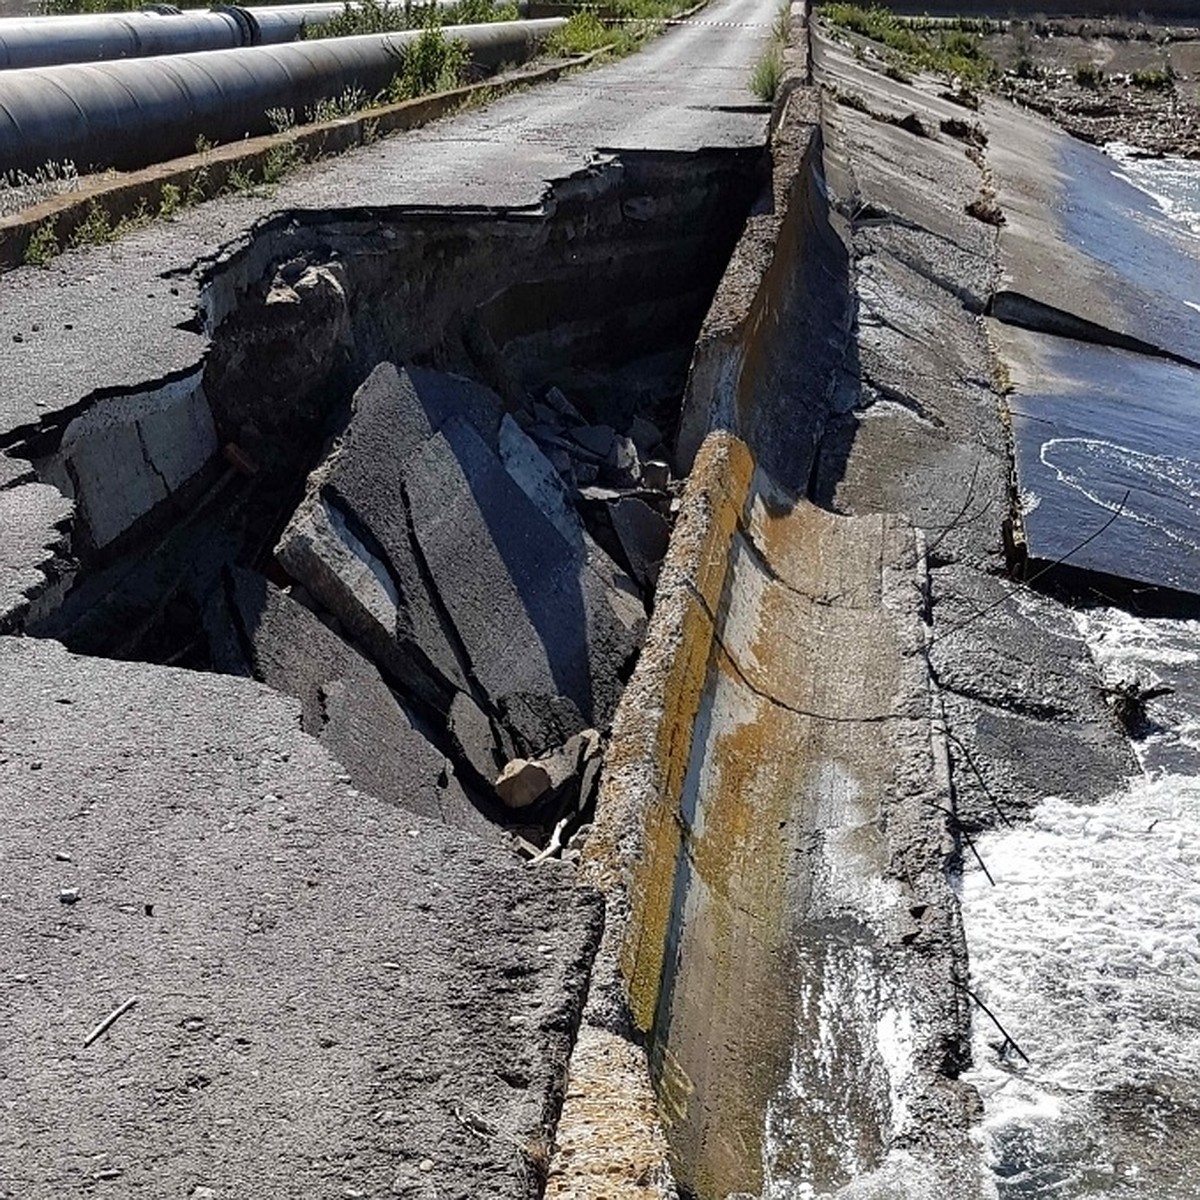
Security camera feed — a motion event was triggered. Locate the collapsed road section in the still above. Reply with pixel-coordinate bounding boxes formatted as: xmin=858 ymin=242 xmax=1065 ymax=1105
xmin=0 ymin=0 xmax=782 ymax=1195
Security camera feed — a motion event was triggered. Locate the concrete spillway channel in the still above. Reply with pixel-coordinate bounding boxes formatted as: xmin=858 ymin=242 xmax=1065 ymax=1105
xmin=1 ymin=0 xmax=1176 ymax=1195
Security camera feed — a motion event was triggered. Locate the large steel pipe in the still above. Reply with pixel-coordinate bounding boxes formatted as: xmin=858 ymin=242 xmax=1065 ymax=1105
xmin=0 ymin=1 xmax=521 ymax=70
xmin=0 ymin=18 xmax=562 ymax=175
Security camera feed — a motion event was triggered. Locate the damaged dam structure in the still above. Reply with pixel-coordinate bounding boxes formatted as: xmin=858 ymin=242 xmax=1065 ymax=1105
xmin=2 ymin=0 xmax=1199 ymax=1197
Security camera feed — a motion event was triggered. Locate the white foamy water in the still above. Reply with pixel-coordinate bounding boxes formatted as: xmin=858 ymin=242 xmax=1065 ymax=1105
xmin=962 ymin=609 xmax=1200 ymax=1197
xmin=1107 ymin=144 xmax=1200 ymax=240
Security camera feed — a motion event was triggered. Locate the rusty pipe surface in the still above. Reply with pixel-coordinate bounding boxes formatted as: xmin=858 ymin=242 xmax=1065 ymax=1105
xmin=0 ymin=18 xmax=562 ymax=175
xmin=0 ymin=1 xmax=525 ymax=70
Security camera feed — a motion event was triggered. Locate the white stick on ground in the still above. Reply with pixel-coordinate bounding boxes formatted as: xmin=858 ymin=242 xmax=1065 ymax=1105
xmin=83 ymin=995 xmax=139 ymax=1048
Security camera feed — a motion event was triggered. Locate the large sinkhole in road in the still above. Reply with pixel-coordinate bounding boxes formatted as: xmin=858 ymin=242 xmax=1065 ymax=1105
xmin=30 ymin=147 xmax=765 ymax=842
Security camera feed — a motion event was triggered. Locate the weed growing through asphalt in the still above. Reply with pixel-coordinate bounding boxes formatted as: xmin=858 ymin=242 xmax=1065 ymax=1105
xmin=748 ymin=2 xmax=789 ymax=103
xmin=23 ymin=221 xmax=59 ymax=268
xmin=750 ymin=46 xmax=784 ymax=101
xmin=157 ymin=182 xmax=183 ymax=219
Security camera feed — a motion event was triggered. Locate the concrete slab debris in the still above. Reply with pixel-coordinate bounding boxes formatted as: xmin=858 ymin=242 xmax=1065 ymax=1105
xmin=278 ymin=363 xmax=645 ymax=764
xmin=210 ymin=566 xmax=496 ymax=837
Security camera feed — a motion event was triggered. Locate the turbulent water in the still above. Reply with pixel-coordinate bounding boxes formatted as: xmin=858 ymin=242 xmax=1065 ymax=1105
xmin=1107 ymin=145 xmax=1200 ymax=243
xmin=962 ymin=607 xmax=1200 ymax=1198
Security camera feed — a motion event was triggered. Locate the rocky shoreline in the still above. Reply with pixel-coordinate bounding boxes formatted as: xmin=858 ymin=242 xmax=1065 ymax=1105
xmin=999 ymin=71 xmax=1200 ymax=159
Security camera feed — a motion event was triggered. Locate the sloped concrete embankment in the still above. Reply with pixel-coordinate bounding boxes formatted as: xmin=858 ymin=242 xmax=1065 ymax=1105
xmin=569 ymin=47 xmax=981 ymax=1200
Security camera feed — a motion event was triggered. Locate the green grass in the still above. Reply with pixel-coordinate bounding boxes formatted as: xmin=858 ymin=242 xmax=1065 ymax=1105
xmin=1130 ymin=65 xmax=1175 ymax=91
xmin=1074 ymin=60 xmax=1104 ymax=88
xmin=545 ymin=9 xmax=622 ymax=55
xmin=301 ymin=0 xmax=519 ymax=38
xmin=386 ymin=24 xmax=472 ymax=99
xmin=23 ymin=221 xmax=60 ymax=268
xmin=820 ymin=3 xmax=998 ymax=87
xmin=750 ymin=45 xmax=784 ymax=102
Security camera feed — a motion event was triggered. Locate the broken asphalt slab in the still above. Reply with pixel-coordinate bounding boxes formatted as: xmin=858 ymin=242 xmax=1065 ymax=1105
xmin=0 ymin=635 xmax=602 ymax=1199
xmin=276 ymin=363 xmax=645 ymax=763
xmin=206 ymin=565 xmax=498 ymax=838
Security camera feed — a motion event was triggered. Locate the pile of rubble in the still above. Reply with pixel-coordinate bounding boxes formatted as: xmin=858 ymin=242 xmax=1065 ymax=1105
xmin=208 ymin=361 xmax=680 ymax=859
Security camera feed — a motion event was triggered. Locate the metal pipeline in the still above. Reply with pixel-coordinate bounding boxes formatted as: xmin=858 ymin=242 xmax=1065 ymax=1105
xmin=0 ymin=1 xmax=526 ymax=70
xmin=0 ymin=19 xmax=563 ymax=176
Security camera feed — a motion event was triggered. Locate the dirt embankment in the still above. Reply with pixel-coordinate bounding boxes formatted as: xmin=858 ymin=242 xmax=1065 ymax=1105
xmin=985 ymin=19 xmax=1200 ymax=156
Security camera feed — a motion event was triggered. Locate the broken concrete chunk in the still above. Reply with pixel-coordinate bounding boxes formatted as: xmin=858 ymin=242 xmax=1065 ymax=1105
xmin=279 ymin=363 xmax=642 ymax=768
xmin=571 ymin=424 xmax=616 ymax=460
xmin=448 ymin=690 xmax=507 ymax=786
xmin=403 ymin=411 xmax=644 ymax=753
xmin=642 ymin=459 xmax=670 ymax=491
xmin=495 ymin=727 xmax=600 ymax=810
xmin=212 ymin=567 xmax=494 ymax=837
xmin=498 ymin=414 xmax=585 ymax=554
xmin=610 ymin=496 xmax=671 ymax=592
xmin=496 ymin=759 xmax=553 ymax=809
xmin=498 ymin=692 xmax=586 ymax=756
xmin=629 ymin=415 xmax=663 ymax=455
xmin=605 ymin=434 xmax=642 ymax=488
xmin=0 ymin=479 xmax=74 ymax=634
xmin=544 ymin=385 xmax=584 ymax=424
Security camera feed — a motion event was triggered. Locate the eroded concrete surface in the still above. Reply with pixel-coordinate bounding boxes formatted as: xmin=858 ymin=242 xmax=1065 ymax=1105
xmin=2 ymin=2 xmax=1195 ymax=1198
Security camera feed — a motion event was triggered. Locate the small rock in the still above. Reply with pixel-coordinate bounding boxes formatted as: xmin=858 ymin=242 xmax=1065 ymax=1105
xmin=418 ymin=1160 xmax=434 ymax=1173
xmin=495 ymin=759 xmax=553 ymax=809
xmin=191 ymin=1189 xmax=216 ymax=1200
xmin=96 ymin=1169 xmax=123 ymax=1181
xmin=605 ymin=435 xmax=642 ymax=487
xmin=629 ymin=415 xmax=662 ymax=454
xmin=642 ymin=459 xmax=670 ymax=491
xmin=54 ymin=851 xmax=72 ymax=863
xmin=59 ymin=888 xmax=80 ymax=905
xmin=531 ymin=401 xmax=565 ymax=428
xmin=544 ymin=386 xmax=584 ymax=423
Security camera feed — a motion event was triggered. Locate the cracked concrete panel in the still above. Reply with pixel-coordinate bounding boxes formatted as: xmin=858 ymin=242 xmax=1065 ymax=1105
xmin=929 ymin=563 xmax=1133 ymax=820
xmin=210 ymin=567 xmax=497 ymax=838
xmin=0 ymin=478 xmax=73 ymax=631
xmin=52 ymin=372 xmax=217 ymax=550
xmin=985 ymin=99 xmax=1200 ymax=367
xmin=0 ymin=635 xmax=602 ymax=1199
xmin=994 ymin=319 xmax=1200 ymax=596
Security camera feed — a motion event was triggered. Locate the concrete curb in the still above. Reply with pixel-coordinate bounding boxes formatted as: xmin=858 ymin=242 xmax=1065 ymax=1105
xmin=0 ymin=49 xmax=605 ymax=275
